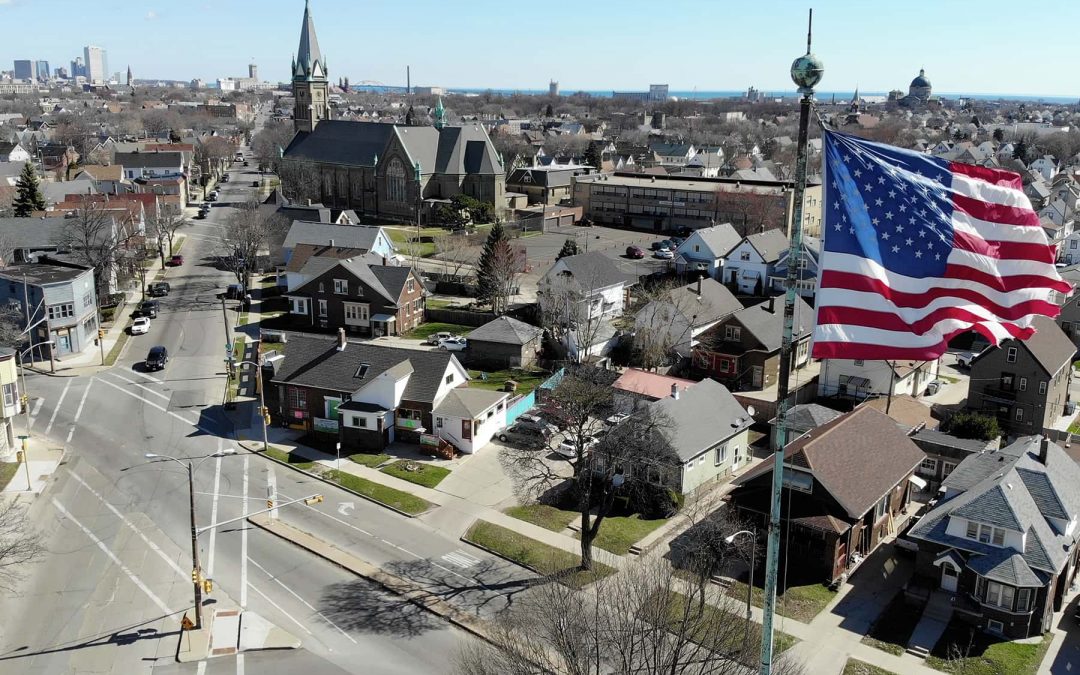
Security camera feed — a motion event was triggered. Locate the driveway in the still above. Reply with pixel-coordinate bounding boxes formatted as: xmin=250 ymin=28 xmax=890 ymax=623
xmin=436 ymin=442 xmax=517 ymax=508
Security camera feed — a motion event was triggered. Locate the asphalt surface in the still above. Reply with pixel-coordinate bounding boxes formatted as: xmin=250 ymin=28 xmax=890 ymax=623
xmin=0 ymin=117 xmax=528 ymax=674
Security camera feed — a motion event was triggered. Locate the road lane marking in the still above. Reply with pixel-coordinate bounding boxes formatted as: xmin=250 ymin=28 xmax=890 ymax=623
xmin=197 ymin=661 xmax=206 ymax=675
xmin=30 ymin=397 xmax=44 ymax=418
xmin=206 ymin=440 xmax=223 ymax=578
xmin=267 ymin=467 xmax=277 ymax=521
xmin=241 ymin=455 xmax=248 ymax=609
xmin=43 ymin=378 xmax=71 ymax=436
xmin=106 ymin=371 xmax=171 ymax=400
xmin=51 ymin=497 xmax=175 ymax=615
xmin=248 ymin=558 xmax=356 ymax=644
xmin=441 ymin=550 xmax=481 ymax=569
xmin=236 ymin=652 xmax=244 ymax=675
xmin=68 ymin=470 xmax=189 ymax=580
xmin=246 ymin=583 xmax=312 ymax=635
xmin=93 ymin=376 xmax=206 ymax=430
xmin=67 ymin=378 xmax=93 ymax=443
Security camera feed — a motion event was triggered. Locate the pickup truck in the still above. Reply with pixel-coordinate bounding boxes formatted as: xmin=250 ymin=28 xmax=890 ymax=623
xmin=954 ymin=351 xmax=976 ymax=369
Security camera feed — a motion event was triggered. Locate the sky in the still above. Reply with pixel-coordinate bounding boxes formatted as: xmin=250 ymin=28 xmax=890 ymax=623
xmin=1 ymin=0 xmax=1077 ymax=98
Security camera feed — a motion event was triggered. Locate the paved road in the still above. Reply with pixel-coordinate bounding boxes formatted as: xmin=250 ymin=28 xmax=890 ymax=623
xmin=0 ymin=129 xmax=523 ymax=674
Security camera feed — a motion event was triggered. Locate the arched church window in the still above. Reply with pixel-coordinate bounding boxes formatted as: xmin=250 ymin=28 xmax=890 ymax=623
xmin=387 ymin=158 xmax=407 ymax=203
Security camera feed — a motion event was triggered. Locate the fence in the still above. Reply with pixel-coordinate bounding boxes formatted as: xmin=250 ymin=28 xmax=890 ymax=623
xmin=425 ymin=307 xmax=496 ymax=327
xmin=504 ymin=368 xmax=566 ymax=425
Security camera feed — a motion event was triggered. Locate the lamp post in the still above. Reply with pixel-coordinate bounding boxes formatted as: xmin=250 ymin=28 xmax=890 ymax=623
xmin=760 ymin=11 xmax=823 ymax=675
xmin=144 ymin=449 xmax=237 ymax=629
xmin=236 ymin=360 xmax=269 ymax=452
xmin=726 ymin=529 xmax=757 ymax=651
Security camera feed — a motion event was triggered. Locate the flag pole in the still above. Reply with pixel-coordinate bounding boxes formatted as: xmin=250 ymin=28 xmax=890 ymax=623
xmin=759 ymin=10 xmax=823 ymax=675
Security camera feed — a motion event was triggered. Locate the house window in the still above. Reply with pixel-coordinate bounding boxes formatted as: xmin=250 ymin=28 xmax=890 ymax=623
xmin=943 ymin=462 xmax=956 ymax=476
xmin=445 ymin=373 xmax=454 ymax=385
xmin=714 ymin=444 xmax=727 ymax=466
xmin=318 ymin=299 xmax=327 ymax=317
xmin=318 ymin=282 xmax=324 ymax=293
xmin=1006 ymin=347 xmax=1017 ymax=363
xmin=719 ymin=359 xmax=731 ymax=373
xmin=694 ymin=245 xmax=700 ymax=252
xmin=873 ymin=495 xmax=889 ymax=521
xmin=740 ymin=251 xmax=751 ymax=261
xmin=984 ymin=581 xmax=1015 ymax=610
xmin=436 ymin=416 xmax=443 ymax=428
xmin=47 ymin=303 xmax=74 ymax=320
xmin=344 ymin=303 xmax=369 ymax=322
xmin=987 ymin=619 xmax=1005 ymax=634
xmin=967 ymin=521 xmax=1006 ymax=546
xmin=387 ymin=158 xmax=407 ymax=203
xmin=1015 ymin=407 xmax=1024 ymax=421
xmin=1017 ymin=588 xmax=1032 ymax=611
xmin=407 ymin=279 xmax=415 ymax=293
xmin=725 ymin=325 xmax=741 ymax=341
xmin=919 ymin=457 xmax=938 ymax=474
xmin=286 ymin=387 xmax=307 ymax=412
xmin=333 ymin=279 xmax=348 ymax=294
xmin=1039 ymin=381 xmax=1047 ymax=395
xmin=1018 ymin=377 xmax=1027 ymax=391
xmin=82 ymin=291 xmax=93 ymax=308
xmin=966 ymin=521 xmax=978 ymax=539
xmin=356 ymin=416 xmax=367 ymax=428
xmin=291 ymin=298 xmax=308 ymax=315
xmin=2 ymin=383 xmax=14 ymax=407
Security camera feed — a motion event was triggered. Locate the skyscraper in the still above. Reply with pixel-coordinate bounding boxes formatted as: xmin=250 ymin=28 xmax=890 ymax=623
xmin=83 ymin=46 xmax=107 ymax=84
xmin=71 ymin=57 xmax=85 ymax=78
xmin=13 ymin=60 xmax=35 ymax=81
xmin=35 ymin=61 xmax=49 ymax=82
xmin=248 ymin=63 xmax=258 ymax=80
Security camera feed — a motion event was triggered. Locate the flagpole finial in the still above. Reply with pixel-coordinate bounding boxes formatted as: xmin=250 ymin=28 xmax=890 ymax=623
xmin=807 ymin=8 xmax=813 ymax=53
xmin=791 ymin=9 xmax=824 ymax=94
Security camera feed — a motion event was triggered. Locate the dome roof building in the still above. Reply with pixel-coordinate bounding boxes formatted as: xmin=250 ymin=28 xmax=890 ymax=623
xmin=907 ymin=68 xmax=932 ymax=103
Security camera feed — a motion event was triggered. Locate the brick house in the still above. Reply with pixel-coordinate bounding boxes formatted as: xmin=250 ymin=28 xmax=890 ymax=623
xmin=907 ymin=436 xmax=1080 ymax=639
xmin=966 ymin=315 xmax=1074 ymax=436
xmin=284 ymin=256 xmax=425 ymax=337
xmin=728 ymin=406 xmax=925 ymax=585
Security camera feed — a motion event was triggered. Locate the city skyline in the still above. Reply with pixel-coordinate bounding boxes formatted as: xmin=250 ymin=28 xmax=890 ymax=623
xmin=0 ymin=0 xmax=1078 ymax=98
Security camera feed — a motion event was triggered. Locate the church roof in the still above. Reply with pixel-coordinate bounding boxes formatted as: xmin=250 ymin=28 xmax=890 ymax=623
xmin=295 ymin=0 xmax=325 ymax=80
xmin=911 ymin=69 xmax=931 ymax=89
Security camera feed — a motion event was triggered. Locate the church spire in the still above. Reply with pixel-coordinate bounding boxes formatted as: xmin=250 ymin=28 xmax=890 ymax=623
xmin=291 ymin=0 xmax=329 ymax=133
xmin=434 ymin=96 xmax=446 ymax=130
xmin=295 ymin=0 xmax=325 ymax=80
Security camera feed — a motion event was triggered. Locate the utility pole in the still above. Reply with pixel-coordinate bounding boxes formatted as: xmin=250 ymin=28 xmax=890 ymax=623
xmin=760 ymin=10 xmax=822 ymax=675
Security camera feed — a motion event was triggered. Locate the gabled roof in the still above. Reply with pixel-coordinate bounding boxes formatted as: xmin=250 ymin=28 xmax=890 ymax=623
xmin=283 ymin=221 xmax=388 ymax=253
xmin=75 ymin=164 xmax=124 ymax=182
xmin=678 ymin=222 xmax=740 ymax=259
xmin=734 ymin=406 xmax=925 ymax=519
xmin=730 ymin=295 xmax=814 ymax=352
xmin=668 ymin=277 xmax=742 ymax=327
xmin=0 ymin=216 xmax=72 ymax=249
xmin=271 ymin=335 xmax=459 ymax=403
xmin=466 ymin=316 xmax=543 ymax=346
xmin=293 ymin=257 xmax=407 ymax=304
xmin=433 ymin=388 xmax=508 ymax=419
xmin=970 ymin=315 xmax=1074 ymax=377
xmin=649 ymin=379 xmax=750 ymax=461
xmin=285 ymin=243 xmax=373 ymax=273
xmin=770 ymin=403 xmax=843 ymax=431
xmin=966 ymin=548 xmax=1043 ymax=587
xmin=613 ymin=369 xmax=696 ymax=401
xmin=546 ymin=251 xmax=632 ymax=291
xmin=741 ymin=229 xmax=789 ymax=263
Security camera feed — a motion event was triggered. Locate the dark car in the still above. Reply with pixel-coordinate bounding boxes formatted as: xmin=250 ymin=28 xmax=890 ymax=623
xmin=225 ymin=284 xmax=244 ymax=300
xmin=169 ymin=255 xmax=184 ymax=267
xmin=138 ymin=300 xmax=160 ymax=318
xmin=147 ymin=282 xmax=170 ymax=297
xmin=221 ymin=173 xmax=230 ymax=183
xmin=145 ymin=345 xmax=168 ymax=371
xmin=626 ymin=245 xmax=645 ymax=259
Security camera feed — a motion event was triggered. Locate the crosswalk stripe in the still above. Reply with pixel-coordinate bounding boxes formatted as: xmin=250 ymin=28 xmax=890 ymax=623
xmin=441 ymin=550 xmax=481 ymax=569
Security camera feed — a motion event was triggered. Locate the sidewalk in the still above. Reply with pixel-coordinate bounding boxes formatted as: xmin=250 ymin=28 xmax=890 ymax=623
xmin=1 ymin=443 xmax=65 ymax=494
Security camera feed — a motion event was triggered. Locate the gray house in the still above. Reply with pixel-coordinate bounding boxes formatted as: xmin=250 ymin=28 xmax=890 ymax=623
xmin=0 ymin=263 xmax=98 ymax=359
xmin=966 ymin=316 xmax=1074 ymax=437
xmin=465 ymin=316 xmax=543 ymax=369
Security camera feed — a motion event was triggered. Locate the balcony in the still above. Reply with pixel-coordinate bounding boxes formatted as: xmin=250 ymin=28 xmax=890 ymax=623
xmin=980 ymin=387 xmax=1017 ymax=403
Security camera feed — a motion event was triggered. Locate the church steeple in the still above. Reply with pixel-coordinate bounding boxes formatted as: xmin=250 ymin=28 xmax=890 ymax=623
xmin=849 ymin=85 xmax=860 ymax=114
xmin=292 ymin=0 xmax=329 ymax=133
xmin=434 ymin=96 xmax=446 ymax=130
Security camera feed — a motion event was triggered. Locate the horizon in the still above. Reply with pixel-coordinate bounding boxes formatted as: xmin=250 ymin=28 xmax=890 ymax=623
xmin=1 ymin=0 xmax=1078 ymax=100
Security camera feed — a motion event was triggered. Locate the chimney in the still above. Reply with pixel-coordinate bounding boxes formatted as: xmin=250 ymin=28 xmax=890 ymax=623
xmin=1039 ymin=435 xmax=1050 ymax=464
xmin=306 ymin=199 xmax=312 ymax=206
xmin=382 ymin=255 xmax=388 ymax=266
xmin=329 ymin=239 xmax=335 ymax=247
xmin=767 ymin=296 xmax=775 ymax=313
xmin=336 ymin=327 xmax=347 ymax=351
xmin=671 ymin=383 xmax=680 ymax=400
xmin=696 ymin=274 xmax=702 ymax=295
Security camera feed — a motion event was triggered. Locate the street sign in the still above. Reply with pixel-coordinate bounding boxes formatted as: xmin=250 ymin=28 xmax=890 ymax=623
xmin=181 ymin=614 xmax=195 ymax=631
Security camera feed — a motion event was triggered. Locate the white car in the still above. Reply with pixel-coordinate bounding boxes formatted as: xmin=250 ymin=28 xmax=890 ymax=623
xmin=653 ymin=249 xmax=674 ymax=260
xmin=438 ymin=337 xmax=467 ymax=352
xmin=130 ymin=317 xmax=151 ymax=335
xmin=554 ymin=435 xmax=598 ymax=459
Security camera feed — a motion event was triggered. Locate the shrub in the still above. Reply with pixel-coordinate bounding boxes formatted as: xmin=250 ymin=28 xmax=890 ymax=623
xmin=941 ymin=411 xmax=1001 ymax=441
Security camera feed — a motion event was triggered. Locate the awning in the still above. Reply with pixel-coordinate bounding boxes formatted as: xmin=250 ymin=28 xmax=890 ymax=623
xmin=910 ymin=475 xmax=928 ymax=490
xmin=371 ymin=314 xmax=396 ymax=322
xmin=932 ymin=549 xmax=964 ymax=569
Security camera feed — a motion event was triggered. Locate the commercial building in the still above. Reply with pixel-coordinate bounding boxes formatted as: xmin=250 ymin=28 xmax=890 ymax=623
xmin=612 ymin=84 xmax=669 ymax=102
xmin=13 ymin=60 xmax=35 ymax=81
xmin=572 ymin=172 xmax=822 ymax=237
xmin=35 ymin=61 xmax=49 ymax=82
xmin=83 ymin=46 xmax=107 ymax=84
xmin=0 ymin=264 xmax=99 ymax=360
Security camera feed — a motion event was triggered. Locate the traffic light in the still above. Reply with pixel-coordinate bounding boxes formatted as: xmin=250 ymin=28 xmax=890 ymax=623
xmin=191 ymin=569 xmax=199 ymax=583
xmin=15 ymin=451 xmax=22 ymax=463
xmin=97 ymin=328 xmax=104 ymax=339
xmin=202 ymin=579 xmax=213 ymax=594
xmin=267 ymin=499 xmax=274 ymax=510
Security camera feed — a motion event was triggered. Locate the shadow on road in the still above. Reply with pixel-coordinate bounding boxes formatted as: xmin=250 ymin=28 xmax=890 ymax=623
xmin=318 ymin=579 xmax=446 ymax=638
xmin=0 ymin=612 xmax=180 ymax=663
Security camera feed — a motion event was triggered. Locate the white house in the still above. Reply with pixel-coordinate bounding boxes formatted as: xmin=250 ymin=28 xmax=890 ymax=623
xmin=0 ymin=142 xmax=31 ymax=163
xmin=634 ymin=277 xmax=741 ymax=357
xmin=650 ymin=143 xmax=696 ymax=166
xmin=1029 ymin=155 xmax=1058 ymax=182
xmin=433 ymin=388 xmax=509 ymax=454
xmin=539 ymin=251 xmax=632 ymax=322
xmin=673 ymin=222 xmax=741 ymax=280
xmin=683 ymin=153 xmax=725 ymax=178
xmin=768 ymin=236 xmax=820 ymax=298
xmin=115 ymin=151 xmax=185 ymax=180
xmin=723 ymin=229 xmax=789 ymax=295
xmin=818 ymin=359 xmax=940 ymax=401
xmin=1060 ymin=231 xmax=1080 ymax=265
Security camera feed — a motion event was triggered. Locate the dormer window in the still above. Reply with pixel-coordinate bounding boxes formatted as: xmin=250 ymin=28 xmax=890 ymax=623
xmin=333 ymin=279 xmax=348 ymax=294
xmin=966 ymin=520 xmax=1006 ymax=546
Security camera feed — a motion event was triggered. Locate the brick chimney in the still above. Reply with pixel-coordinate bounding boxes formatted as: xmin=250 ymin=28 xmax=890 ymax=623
xmin=696 ymin=274 xmax=702 ymax=295
xmin=336 ymin=327 xmax=347 ymax=351
xmin=767 ymin=296 xmax=775 ymax=313
xmin=382 ymin=256 xmax=388 ymax=266
xmin=1039 ymin=435 xmax=1050 ymax=464
xmin=671 ymin=383 xmax=680 ymax=400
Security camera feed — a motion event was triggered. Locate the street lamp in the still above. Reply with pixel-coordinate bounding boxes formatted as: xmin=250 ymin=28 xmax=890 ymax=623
xmin=145 ymin=449 xmax=237 ymax=629
xmin=236 ymin=360 xmax=269 ymax=453
xmin=726 ymin=529 xmax=757 ymax=650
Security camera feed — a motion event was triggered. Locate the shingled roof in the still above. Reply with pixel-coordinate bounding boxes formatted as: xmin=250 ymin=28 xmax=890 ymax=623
xmin=466 ymin=316 xmax=543 ymax=346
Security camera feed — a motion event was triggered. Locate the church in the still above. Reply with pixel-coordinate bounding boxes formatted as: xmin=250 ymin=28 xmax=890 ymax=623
xmin=281 ymin=1 xmax=507 ymax=221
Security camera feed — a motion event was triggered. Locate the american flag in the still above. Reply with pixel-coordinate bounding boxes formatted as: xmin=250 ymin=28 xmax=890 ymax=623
xmin=812 ymin=130 xmax=1070 ymax=360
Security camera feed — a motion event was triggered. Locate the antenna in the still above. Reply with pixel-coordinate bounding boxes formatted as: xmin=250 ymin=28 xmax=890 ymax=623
xmin=806 ymin=8 xmax=813 ymax=53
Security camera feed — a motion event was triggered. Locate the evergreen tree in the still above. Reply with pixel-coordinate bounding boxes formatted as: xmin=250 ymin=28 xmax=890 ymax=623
xmin=404 ymin=105 xmax=416 ymax=126
xmin=12 ymin=163 xmax=45 ymax=217
xmin=476 ymin=220 xmax=508 ymax=310
xmin=545 ymin=103 xmax=554 ymax=118
xmin=556 ymin=238 xmax=579 ymax=260
xmin=584 ymin=143 xmax=603 ymax=171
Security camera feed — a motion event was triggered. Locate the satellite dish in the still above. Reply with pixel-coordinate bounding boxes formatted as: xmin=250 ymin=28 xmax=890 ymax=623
xmin=747 ymin=405 xmax=756 ymax=418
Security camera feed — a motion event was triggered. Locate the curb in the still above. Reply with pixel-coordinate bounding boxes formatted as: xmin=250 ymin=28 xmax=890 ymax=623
xmin=246 ymin=515 xmax=497 ymax=645
xmin=235 ymin=439 xmax=432 ymax=519
xmin=460 ymin=529 xmax=549 ymax=578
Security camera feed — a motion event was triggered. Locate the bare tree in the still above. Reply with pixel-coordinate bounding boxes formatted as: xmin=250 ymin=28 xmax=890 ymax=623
xmin=486 ymin=238 xmax=524 ymax=315
xmin=455 ymin=556 xmax=803 ymax=675
xmin=630 ymin=279 xmax=700 ymax=371
xmin=0 ymin=498 xmax=43 ymax=593
xmin=0 ymin=304 xmax=24 ymax=350
xmin=538 ymin=268 xmax=612 ymax=364
xmin=278 ymin=160 xmax=323 ymax=205
xmin=433 ymin=234 xmax=477 ymax=280
xmin=147 ymin=203 xmax=186 ymax=265
xmin=251 ymin=119 xmax=295 ymax=172
xmin=55 ymin=197 xmax=135 ymax=297
xmin=219 ymin=200 xmax=287 ymax=294
xmin=196 ymin=136 xmax=237 ymax=181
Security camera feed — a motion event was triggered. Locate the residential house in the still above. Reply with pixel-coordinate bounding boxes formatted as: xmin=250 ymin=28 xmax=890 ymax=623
xmin=650 ymin=142 xmax=696 ymax=166
xmin=0 ymin=349 xmax=18 ymax=450
xmin=673 ymin=222 xmax=741 ymax=281
xmin=1029 ymin=155 xmax=1058 ymax=182
xmin=539 ymin=250 xmax=633 ymax=324
xmin=281 ymin=221 xmax=397 ymax=267
xmin=644 ymin=378 xmax=753 ymax=494
xmin=683 ymin=153 xmax=725 ymax=178
xmin=0 ymin=142 xmax=31 ymax=163
xmin=767 ymin=402 xmax=842 ymax=449
xmin=1058 ymin=231 xmax=1080 ymax=266
xmin=464 ymin=316 xmax=543 ymax=369
xmin=723 ymin=229 xmax=789 ymax=295
xmin=283 ymin=243 xmax=384 ymax=292
xmin=907 ymin=437 xmax=1080 ymax=639
xmin=0 ymin=216 xmax=73 ymax=263
xmin=634 ymin=276 xmax=742 ymax=358
xmin=73 ymin=164 xmax=130 ymax=195
xmin=818 ymin=359 xmax=940 ymax=401
xmin=0 ymin=263 xmax=98 ymax=359
xmin=39 ymin=144 xmax=79 ymax=173
xmin=611 ymin=368 xmax=696 ymax=414
xmin=285 ymin=256 xmax=425 ymax=337
xmin=1054 ymin=267 xmax=1080 ymax=348
xmin=966 ymin=316 xmax=1074 ymax=436
xmin=505 ymin=166 xmax=590 ymax=206
xmin=767 ymin=236 xmax=820 ymax=298
xmin=909 ymin=428 xmax=999 ymax=493
xmin=729 ymin=406 xmax=925 ymax=584
xmin=114 ymin=151 xmax=185 ymax=180
xmin=432 ymin=388 xmax=510 ymax=454
xmin=693 ymin=294 xmax=814 ymax=390
xmin=268 ymin=332 xmax=473 ymax=450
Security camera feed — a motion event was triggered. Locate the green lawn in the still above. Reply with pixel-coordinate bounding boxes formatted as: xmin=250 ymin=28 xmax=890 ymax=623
xmin=665 ymin=592 xmax=797 ymax=658
xmin=505 ymin=504 xmax=578 ymax=532
xmin=0 ymin=462 xmax=19 ymax=491
xmin=468 ymin=368 xmax=548 ymax=395
xmin=843 ymin=659 xmax=898 ymax=675
xmin=463 ymin=520 xmax=615 ymax=588
xmin=326 ymin=469 xmax=433 ymax=516
xmin=348 ymin=453 xmax=391 ymax=468
xmin=426 ymin=297 xmax=464 ymax=309
xmin=927 ymin=619 xmax=1050 ymax=675
xmin=725 ymin=579 xmax=837 ymax=623
xmin=1070 ymin=418 xmax=1080 ymax=435
xmin=380 ymin=460 xmax=451 ymax=488
xmin=386 ymin=228 xmax=437 ymax=257
xmin=860 ymin=592 xmax=925 ymax=656
xmin=262 ymin=445 xmax=316 ymax=471
xmin=576 ymin=514 xmax=669 ymax=555
xmin=104 ymin=329 xmax=130 ymax=367
xmin=403 ymin=322 xmax=474 ymax=341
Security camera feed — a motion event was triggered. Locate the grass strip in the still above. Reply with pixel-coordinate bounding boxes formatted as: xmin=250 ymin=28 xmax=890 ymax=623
xmin=325 ymin=469 xmax=433 ymax=516
xmin=104 ymin=329 xmax=130 ymax=367
xmin=0 ymin=463 xmax=19 ymax=491
xmin=380 ymin=460 xmax=451 ymax=488
xmin=348 ymin=453 xmax=391 ymax=468
xmin=464 ymin=519 xmax=614 ymax=588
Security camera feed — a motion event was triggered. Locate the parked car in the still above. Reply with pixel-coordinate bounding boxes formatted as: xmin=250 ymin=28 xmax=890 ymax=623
xmin=225 ymin=284 xmax=244 ymax=300
xmin=147 ymin=282 xmax=170 ymax=297
xmin=555 ymin=435 xmax=598 ymax=459
xmin=243 ymin=161 xmax=250 ymax=167
xmin=670 ymin=236 xmax=686 ymax=247
xmin=653 ymin=249 xmax=674 ymax=260
xmin=130 ymin=317 xmax=151 ymax=335
xmin=438 ymin=337 xmax=467 ymax=352
xmin=196 ymin=210 xmax=207 ymax=220
xmin=650 ymin=241 xmax=664 ymax=251
xmin=138 ymin=300 xmax=159 ymax=318
xmin=515 ymin=413 xmax=559 ymax=436
xmin=497 ymin=424 xmax=551 ymax=448
xmin=221 ymin=173 xmax=230 ymax=183
xmin=426 ymin=331 xmax=455 ymax=346
xmin=626 ymin=245 xmax=645 ymax=259
xmin=144 ymin=345 xmax=168 ymax=371
xmin=954 ymin=351 xmax=976 ymax=369
xmin=169 ymin=254 xmax=184 ymax=267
